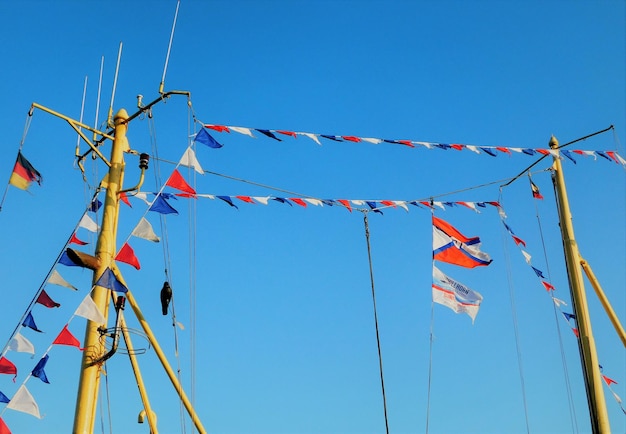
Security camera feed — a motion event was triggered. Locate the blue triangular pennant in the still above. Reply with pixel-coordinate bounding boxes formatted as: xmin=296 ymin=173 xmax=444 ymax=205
xmin=59 ymin=251 xmax=80 ymax=267
xmin=32 ymin=354 xmax=50 ymax=384
xmin=366 ymin=201 xmax=383 ymax=214
xmin=22 ymin=312 xmax=43 ymax=333
xmin=194 ymin=128 xmax=223 ymax=148
xmin=256 ymin=129 xmax=281 ymax=141
xmin=149 ymin=195 xmax=179 ymax=215
xmin=532 ymin=266 xmax=546 ymax=278
xmin=95 ymin=268 xmax=128 ymax=293
xmin=216 ymin=196 xmax=238 ymax=209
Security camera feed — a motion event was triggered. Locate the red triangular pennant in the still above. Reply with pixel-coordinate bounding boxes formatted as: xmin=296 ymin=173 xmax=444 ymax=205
xmin=336 ymin=199 xmax=352 ymax=212
xmin=0 ymin=357 xmax=17 ymax=381
xmin=603 ymin=375 xmax=618 ymax=386
xmin=0 ymin=416 xmax=11 ymax=434
xmin=166 ymin=169 xmax=196 ymax=196
xmin=512 ymin=235 xmax=526 ymax=247
xmin=290 ymin=198 xmax=307 ymax=207
xmin=70 ymin=232 xmax=88 ymax=245
xmin=36 ymin=290 xmax=61 ymax=308
xmin=53 ymin=325 xmax=83 ymax=350
xmin=115 ymin=242 xmax=141 ymax=270
xmin=120 ymin=191 xmax=132 ymax=207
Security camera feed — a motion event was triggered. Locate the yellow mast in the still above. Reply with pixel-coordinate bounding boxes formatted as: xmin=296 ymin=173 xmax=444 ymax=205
xmin=549 ymin=136 xmax=611 ymax=433
xmin=73 ymin=109 xmax=129 ymax=433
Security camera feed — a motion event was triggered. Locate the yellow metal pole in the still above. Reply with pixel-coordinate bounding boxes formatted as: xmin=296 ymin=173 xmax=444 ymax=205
xmin=123 ymin=290 xmax=207 ymax=434
xmin=580 ymin=259 xmax=626 ymax=347
xmin=119 ymin=314 xmax=159 ymax=433
xmin=550 ymin=136 xmax=611 ymax=433
xmin=73 ymin=109 xmax=129 ymax=434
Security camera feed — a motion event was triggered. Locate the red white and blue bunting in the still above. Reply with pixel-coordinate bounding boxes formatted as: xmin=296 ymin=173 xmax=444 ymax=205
xmin=199 ymin=123 xmax=626 ymax=166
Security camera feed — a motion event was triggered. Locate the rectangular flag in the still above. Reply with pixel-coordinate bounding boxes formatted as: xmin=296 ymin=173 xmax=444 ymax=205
xmin=432 ymin=216 xmax=492 ymax=268
xmin=9 ymin=151 xmax=42 ymax=190
xmin=432 ymin=266 xmax=483 ymax=323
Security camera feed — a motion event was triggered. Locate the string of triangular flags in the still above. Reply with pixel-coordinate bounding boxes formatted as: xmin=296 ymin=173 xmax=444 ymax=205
xmin=0 ymin=200 xmax=133 ymax=429
xmin=197 ymin=123 xmax=626 ymax=167
xmin=498 ymin=192 xmax=625 ymax=415
xmin=125 ymin=145 xmax=504 ymax=215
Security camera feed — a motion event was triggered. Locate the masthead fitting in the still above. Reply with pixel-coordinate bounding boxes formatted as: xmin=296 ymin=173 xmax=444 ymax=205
xmin=549 ymin=135 xmax=559 ymax=149
xmin=114 ymin=109 xmax=129 ymax=124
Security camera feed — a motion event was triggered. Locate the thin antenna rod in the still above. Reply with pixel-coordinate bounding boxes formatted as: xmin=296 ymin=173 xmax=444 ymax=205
xmin=108 ymin=42 xmax=123 ymax=127
xmin=160 ymin=0 xmax=181 ymax=94
xmin=76 ymin=76 xmax=88 ymax=157
xmin=94 ymin=56 xmax=104 ymax=140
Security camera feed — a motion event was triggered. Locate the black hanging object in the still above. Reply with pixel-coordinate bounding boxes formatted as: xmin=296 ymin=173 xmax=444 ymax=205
xmin=160 ymin=281 xmax=172 ymax=315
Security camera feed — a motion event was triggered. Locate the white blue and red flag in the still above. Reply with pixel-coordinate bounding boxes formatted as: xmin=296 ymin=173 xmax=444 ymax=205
xmin=432 ymin=216 xmax=492 ymax=268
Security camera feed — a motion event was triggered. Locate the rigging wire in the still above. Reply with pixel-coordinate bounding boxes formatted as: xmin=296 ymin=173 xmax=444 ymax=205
xmin=497 ymin=189 xmax=531 ymax=434
xmin=0 ymin=111 xmax=33 ymax=211
xmin=501 ymin=125 xmax=615 ymax=189
xmin=146 ymin=113 xmax=188 ymax=434
xmin=100 ymin=362 xmax=113 ymax=434
xmin=425 ymin=287 xmax=435 ymax=434
xmin=529 ymin=172 xmax=580 ymax=433
xmin=361 ymin=211 xmax=390 ymax=434
xmin=186 ymin=103 xmax=198 ymax=434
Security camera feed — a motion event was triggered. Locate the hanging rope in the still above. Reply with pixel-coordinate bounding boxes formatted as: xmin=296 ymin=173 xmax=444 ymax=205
xmin=425 ymin=302 xmax=435 ymax=434
xmin=0 ymin=112 xmax=34 ymax=211
xmin=361 ymin=211 xmax=390 ymax=434
xmin=498 ymin=190 xmax=531 ymax=434
xmin=534 ymin=172 xmax=580 ymax=432
xmin=146 ymin=113 xmax=188 ymax=434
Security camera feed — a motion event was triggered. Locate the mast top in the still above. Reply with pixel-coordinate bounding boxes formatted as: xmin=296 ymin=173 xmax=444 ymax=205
xmin=549 ymin=135 xmax=559 ymax=149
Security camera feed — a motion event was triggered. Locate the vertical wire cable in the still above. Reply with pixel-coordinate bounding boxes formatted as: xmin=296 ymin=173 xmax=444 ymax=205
xmin=147 ymin=115 xmax=187 ymax=433
xmin=498 ymin=193 xmax=531 ymax=434
xmin=425 ymin=302 xmax=435 ymax=434
xmin=362 ymin=212 xmax=390 ymax=434
xmin=540 ymin=173 xmax=580 ymax=432
xmin=186 ymin=103 xmax=198 ymax=434
xmin=0 ymin=113 xmax=33 ymax=211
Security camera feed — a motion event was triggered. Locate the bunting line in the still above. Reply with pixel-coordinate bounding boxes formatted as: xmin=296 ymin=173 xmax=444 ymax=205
xmin=498 ymin=204 xmax=625 ymax=412
xmin=200 ymin=123 xmax=626 ymax=167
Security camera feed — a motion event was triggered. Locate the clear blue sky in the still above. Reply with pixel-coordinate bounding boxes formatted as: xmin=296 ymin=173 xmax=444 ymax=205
xmin=0 ymin=1 xmax=624 ymax=433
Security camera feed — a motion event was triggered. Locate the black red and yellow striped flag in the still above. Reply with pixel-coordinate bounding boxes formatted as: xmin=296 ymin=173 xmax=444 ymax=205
xmin=9 ymin=151 xmax=42 ymax=190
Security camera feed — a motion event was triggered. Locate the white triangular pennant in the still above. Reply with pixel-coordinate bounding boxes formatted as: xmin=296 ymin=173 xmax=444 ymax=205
xmin=47 ymin=270 xmax=78 ymax=291
xmin=74 ymin=294 xmax=106 ymax=324
xmin=361 ymin=137 xmax=383 ymax=145
xmin=133 ymin=192 xmax=151 ymax=205
xmin=298 ymin=133 xmax=321 ymax=145
xmin=78 ymin=214 xmax=98 ymax=232
xmin=7 ymin=385 xmax=42 ymax=419
xmin=229 ymin=126 xmax=255 ymax=137
xmin=304 ymin=198 xmax=323 ymax=206
xmin=8 ymin=332 xmax=35 ymax=355
xmin=179 ymin=147 xmax=204 ymax=174
xmin=252 ymin=196 xmax=270 ymax=205
xmin=131 ymin=217 xmax=160 ymax=243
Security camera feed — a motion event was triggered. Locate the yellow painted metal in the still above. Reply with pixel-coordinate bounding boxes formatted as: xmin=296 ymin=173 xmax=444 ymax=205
xmin=580 ymin=259 xmax=626 ymax=347
xmin=73 ymin=109 xmax=128 ymax=434
xmin=550 ymin=136 xmax=611 ymax=433
xmin=30 ymin=102 xmax=113 ymax=166
xmin=119 ymin=314 xmax=159 ymax=433
xmin=124 ymin=289 xmax=207 ymax=434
